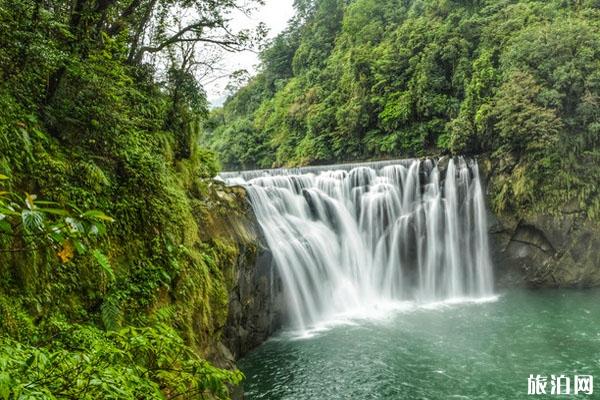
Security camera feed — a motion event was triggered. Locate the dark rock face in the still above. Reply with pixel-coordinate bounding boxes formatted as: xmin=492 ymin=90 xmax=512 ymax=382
xmin=224 ymin=242 xmax=287 ymax=359
xmin=223 ymin=193 xmax=287 ymax=360
xmin=196 ymin=184 xmax=286 ymax=375
xmin=490 ymin=211 xmax=600 ymax=288
xmin=477 ymin=157 xmax=600 ymax=288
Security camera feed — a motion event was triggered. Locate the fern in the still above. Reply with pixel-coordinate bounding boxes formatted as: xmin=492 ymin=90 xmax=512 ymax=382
xmin=92 ymin=249 xmax=115 ymax=281
xmin=101 ymin=295 xmax=122 ymax=331
xmin=153 ymin=305 xmax=176 ymax=324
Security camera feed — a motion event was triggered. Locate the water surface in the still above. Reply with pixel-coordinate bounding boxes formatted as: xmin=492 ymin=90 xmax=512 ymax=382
xmin=239 ymin=290 xmax=600 ymax=399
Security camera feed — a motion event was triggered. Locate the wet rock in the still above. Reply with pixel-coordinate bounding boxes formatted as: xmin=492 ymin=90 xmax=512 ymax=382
xmin=222 ymin=192 xmax=287 ymax=360
xmin=491 ymin=211 xmax=600 ymax=288
xmin=437 ymin=155 xmax=450 ymax=178
xmin=479 ymin=157 xmax=600 ymax=288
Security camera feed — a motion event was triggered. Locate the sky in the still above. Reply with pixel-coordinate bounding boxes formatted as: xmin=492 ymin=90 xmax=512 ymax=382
xmin=204 ymin=0 xmax=296 ymax=107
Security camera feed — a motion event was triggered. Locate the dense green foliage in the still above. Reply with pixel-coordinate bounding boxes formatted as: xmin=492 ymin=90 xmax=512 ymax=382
xmin=205 ymin=0 xmax=600 ymax=219
xmin=0 ymin=0 xmax=262 ymax=397
xmin=0 ymin=323 xmax=242 ymax=399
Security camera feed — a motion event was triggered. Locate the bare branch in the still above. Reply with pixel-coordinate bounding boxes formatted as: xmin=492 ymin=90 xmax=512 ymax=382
xmin=133 ymin=19 xmax=250 ymax=63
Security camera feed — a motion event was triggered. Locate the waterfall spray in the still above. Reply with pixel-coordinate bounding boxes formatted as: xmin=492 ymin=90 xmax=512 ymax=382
xmin=221 ymin=158 xmax=494 ymax=330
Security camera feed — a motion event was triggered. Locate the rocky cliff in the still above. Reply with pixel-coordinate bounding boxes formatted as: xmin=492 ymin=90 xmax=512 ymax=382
xmin=223 ymin=224 xmax=287 ymax=360
xmin=478 ymin=157 xmax=600 ymax=288
xmin=489 ymin=209 xmax=600 ymax=288
xmin=210 ymin=185 xmax=286 ymax=363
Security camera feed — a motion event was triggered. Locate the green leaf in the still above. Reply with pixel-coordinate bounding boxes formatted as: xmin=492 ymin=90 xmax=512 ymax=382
xmin=49 ymin=231 xmax=64 ymax=243
xmin=38 ymin=208 xmax=70 ymax=216
xmin=22 ymin=210 xmax=43 ymax=232
xmin=0 ymin=220 xmax=12 ymax=234
xmin=0 ymin=371 xmax=10 ymax=400
xmin=101 ymin=296 xmax=122 ymax=331
xmin=34 ymin=200 xmax=59 ymax=206
xmin=0 ymin=207 xmax=19 ymax=217
xmin=82 ymin=210 xmax=114 ymax=222
xmin=0 ymin=175 xmax=8 ymax=180
xmin=65 ymin=217 xmax=84 ymax=233
xmin=73 ymin=240 xmax=87 ymax=255
xmin=93 ymin=249 xmax=115 ymax=281
xmin=24 ymin=354 xmax=35 ymax=368
xmin=91 ymin=222 xmax=107 ymax=236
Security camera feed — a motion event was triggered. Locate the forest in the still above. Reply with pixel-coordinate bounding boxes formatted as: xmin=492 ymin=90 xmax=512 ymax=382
xmin=0 ymin=0 xmax=265 ymax=397
xmin=1 ymin=0 xmax=600 ymax=398
xmin=205 ymin=0 xmax=600 ymax=221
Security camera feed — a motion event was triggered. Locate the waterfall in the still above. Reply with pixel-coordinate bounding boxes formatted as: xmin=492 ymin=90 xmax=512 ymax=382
xmin=220 ymin=157 xmax=494 ymax=330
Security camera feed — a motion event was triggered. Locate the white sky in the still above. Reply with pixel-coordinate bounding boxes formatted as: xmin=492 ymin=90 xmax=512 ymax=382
xmin=204 ymin=0 xmax=296 ymax=107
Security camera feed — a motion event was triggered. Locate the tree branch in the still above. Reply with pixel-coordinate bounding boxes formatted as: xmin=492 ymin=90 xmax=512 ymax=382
xmin=132 ymin=19 xmax=245 ymax=63
xmin=107 ymin=0 xmax=145 ymax=36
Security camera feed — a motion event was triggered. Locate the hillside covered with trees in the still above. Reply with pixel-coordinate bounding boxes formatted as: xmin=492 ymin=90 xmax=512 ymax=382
xmin=204 ymin=0 xmax=600 ymax=220
xmin=2 ymin=0 xmax=600 ymax=397
xmin=0 ymin=0 xmax=265 ymax=397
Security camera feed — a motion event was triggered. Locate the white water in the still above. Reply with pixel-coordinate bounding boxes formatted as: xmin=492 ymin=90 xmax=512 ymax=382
xmin=220 ymin=158 xmax=494 ymax=330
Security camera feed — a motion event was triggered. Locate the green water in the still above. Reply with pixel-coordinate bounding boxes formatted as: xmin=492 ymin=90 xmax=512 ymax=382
xmin=239 ymin=290 xmax=600 ymax=399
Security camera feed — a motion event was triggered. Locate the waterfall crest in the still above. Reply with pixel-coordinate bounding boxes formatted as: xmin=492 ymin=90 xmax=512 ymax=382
xmin=221 ymin=158 xmax=494 ymax=329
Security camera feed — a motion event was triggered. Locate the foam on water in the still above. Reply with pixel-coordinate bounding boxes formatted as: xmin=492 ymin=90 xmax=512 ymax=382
xmin=289 ymin=295 xmax=501 ymax=339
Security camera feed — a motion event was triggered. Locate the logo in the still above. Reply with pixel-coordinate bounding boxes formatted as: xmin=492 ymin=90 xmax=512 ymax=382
xmin=528 ymin=374 xmax=593 ymax=395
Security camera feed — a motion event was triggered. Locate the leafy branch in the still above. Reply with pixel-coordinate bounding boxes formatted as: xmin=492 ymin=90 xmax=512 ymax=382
xmin=0 ymin=174 xmax=113 ymax=269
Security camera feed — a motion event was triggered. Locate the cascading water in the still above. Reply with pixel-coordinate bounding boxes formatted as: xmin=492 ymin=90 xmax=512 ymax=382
xmin=220 ymin=157 xmax=494 ymax=330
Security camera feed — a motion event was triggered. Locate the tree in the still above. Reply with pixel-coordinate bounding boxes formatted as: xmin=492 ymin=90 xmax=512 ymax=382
xmin=205 ymin=0 xmax=600 ymax=219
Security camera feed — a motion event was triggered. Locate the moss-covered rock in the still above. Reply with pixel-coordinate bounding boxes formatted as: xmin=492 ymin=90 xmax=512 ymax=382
xmin=481 ymin=155 xmax=600 ymax=288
